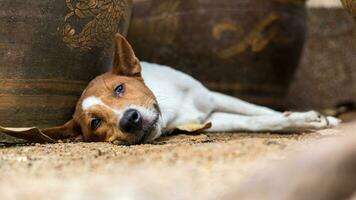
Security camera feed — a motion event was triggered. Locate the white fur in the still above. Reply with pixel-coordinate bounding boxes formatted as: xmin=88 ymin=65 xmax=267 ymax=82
xmin=140 ymin=62 xmax=340 ymax=134
xmin=82 ymin=96 xmax=104 ymax=111
xmin=82 ymin=96 xmax=123 ymax=122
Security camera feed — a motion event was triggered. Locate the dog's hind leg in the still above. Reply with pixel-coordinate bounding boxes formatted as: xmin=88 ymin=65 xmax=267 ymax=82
xmin=210 ymin=91 xmax=281 ymax=116
xmin=205 ymin=112 xmax=340 ymax=133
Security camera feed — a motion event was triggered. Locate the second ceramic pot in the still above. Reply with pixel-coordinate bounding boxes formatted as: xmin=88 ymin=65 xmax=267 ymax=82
xmin=128 ymin=0 xmax=307 ymax=109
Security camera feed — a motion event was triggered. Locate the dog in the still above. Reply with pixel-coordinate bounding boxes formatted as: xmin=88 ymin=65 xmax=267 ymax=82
xmin=37 ymin=34 xmax=339 ymax=145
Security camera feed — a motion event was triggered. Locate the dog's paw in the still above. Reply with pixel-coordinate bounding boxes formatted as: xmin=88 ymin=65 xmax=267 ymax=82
xmin=326 ymin=116 xmax=341 ymax=127
xmin=285 ymin=111 xmax=341 ymax=131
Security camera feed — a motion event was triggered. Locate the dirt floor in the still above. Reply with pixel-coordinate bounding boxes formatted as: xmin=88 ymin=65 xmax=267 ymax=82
xmin=0 ymin=119 xmax=351 ymax=200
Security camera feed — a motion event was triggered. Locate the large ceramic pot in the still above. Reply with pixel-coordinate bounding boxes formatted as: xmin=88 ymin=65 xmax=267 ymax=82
xmin=341 ymin=0 xmax=356 ymax=19
xmin=128 ymin=0 xmax=307 ymax=109
xmin=286 ymin=7 xmax=356 ymax=111
xmin=0 ymin=0 xmax=132 ymax=128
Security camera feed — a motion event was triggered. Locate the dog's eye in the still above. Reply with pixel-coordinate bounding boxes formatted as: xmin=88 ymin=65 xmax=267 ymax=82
xmin=91 ymin=118 xmax=102 ymax=130
xmin=114 ymin=84 xmax=125 ymax=97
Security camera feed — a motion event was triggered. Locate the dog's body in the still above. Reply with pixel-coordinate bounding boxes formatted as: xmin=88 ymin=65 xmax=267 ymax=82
xmin=35 ymin=34 xmax=339 ymax=145
xmin=142 ymin=62 xmax=338 ymax=135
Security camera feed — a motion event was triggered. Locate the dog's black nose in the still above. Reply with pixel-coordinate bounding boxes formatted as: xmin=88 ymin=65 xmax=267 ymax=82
xmin=120 ymin=109 xmax=143 ymax=133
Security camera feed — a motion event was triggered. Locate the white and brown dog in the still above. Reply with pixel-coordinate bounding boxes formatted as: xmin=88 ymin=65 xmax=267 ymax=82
xmin=33 ymin=34 xmax=339 ymax=145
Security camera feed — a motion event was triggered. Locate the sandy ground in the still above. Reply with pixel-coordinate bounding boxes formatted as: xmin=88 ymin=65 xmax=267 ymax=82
xmin=0 ymin=123 xmax=350 ymax=200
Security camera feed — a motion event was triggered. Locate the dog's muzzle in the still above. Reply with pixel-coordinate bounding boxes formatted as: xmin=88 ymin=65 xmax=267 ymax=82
xmin=117 ymin=107 xmax=162 ymax=144
xmin=119 ymin=109 xmax=143 ymax=134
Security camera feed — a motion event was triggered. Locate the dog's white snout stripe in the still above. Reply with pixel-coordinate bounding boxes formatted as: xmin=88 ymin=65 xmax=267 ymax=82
xmin=82 ymin=96 xmax=158 ymax=119
xmin=82 ymin=96 xmax=121 ymax=115
xmin=82 ymin=96 xmax=104 ymax=110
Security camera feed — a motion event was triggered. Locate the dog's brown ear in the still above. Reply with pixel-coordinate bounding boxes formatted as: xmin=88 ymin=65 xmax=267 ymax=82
xmin=112 ymin=33 xmax=142 ymax=77
xmin=0 ymin=119 xmax=82 ymax=143
xmin=41 ymin=119 xmax=82 ymax=141
xmin=0 ymin=120 xmax=82 ymax=142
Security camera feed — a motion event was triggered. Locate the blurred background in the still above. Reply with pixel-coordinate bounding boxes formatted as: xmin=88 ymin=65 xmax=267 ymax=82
xmin=127 ymin=0 xmax=355 ymax=112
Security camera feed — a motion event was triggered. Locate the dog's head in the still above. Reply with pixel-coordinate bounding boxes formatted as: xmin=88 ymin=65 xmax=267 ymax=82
xmin=44 ymin=34 xmax=162 ymax=145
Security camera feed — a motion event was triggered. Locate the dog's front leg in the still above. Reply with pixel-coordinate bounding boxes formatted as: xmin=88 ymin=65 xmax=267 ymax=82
xmin=205 ymin=112 xmax=340 ymax=133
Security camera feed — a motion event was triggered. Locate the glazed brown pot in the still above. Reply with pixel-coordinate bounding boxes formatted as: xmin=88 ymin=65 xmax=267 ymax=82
xmin=286 ymin=7 xmax=356 ymax=111
xmin=128 ymin=0 xmax=307 ymax=109
xmin=0 ymin=0 xmax=132 ymax=128
xmin=341 ymin=0 xmax=356 ymax=19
